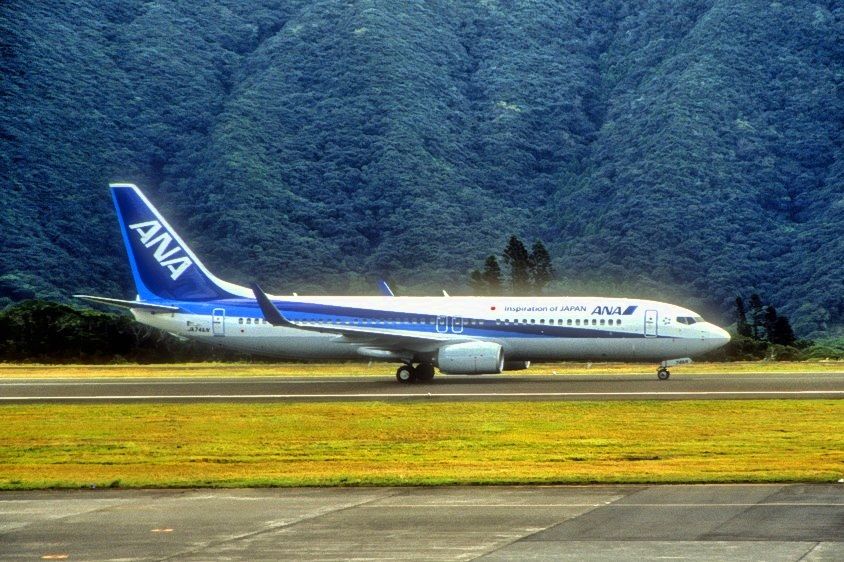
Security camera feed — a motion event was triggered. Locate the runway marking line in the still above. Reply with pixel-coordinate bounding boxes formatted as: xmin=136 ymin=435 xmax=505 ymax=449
xmin=2 ymin=390 xmax=843 ymax=401
xmin=360 ymin=502 xmax=844 ymax=508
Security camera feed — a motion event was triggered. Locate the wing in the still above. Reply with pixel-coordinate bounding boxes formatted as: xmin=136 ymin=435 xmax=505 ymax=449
xmin=250 ymin=283 xmax=469 ymax=351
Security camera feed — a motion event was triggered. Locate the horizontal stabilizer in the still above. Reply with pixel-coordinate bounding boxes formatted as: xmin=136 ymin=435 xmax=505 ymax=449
xmin=73 ymin=295 xmax=180 ymax=313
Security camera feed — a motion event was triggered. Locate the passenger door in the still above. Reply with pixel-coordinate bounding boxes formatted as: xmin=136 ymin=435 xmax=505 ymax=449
xmin=644 ymin=309 xmax=658 ymax=337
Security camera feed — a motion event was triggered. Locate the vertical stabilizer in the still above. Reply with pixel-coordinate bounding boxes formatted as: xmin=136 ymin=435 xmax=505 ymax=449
xmin=110 ymin=183 xmax=249 ymax=301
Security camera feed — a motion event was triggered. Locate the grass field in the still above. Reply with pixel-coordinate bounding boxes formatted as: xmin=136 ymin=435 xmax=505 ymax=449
xmin=0 ymin=401 xmax=841 ymax=489
xmin=1 ymin=360 xmax=843 ymax=379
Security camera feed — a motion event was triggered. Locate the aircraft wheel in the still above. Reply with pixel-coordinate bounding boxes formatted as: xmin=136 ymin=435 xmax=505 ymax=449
xmin=396 ymin=364 xmax=416 ymax=383
xmin=415 ymin=362 xmax=435 ymax=382
xmin=657 ymin=368 xmax=670 ymax=380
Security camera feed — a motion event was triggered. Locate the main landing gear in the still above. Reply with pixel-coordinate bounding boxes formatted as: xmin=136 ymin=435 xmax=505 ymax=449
xmin=395 ymin=362 xmax=436 ymax=383
xmin=656 ymin=357 xmax=693 ymax=380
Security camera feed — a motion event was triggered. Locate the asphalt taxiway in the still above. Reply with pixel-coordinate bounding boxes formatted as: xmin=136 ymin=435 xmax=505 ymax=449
xmin=1 ymin=372 xmax=843 ymax=403
xmin=1 ymin=484 xmax=841 ymax=561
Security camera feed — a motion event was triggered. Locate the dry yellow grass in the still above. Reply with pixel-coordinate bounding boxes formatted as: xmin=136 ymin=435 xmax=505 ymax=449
xmin=0 ymin=401 xmax=841 ymax=489
xmin=1 ymin=360 xmax=842 ymax=379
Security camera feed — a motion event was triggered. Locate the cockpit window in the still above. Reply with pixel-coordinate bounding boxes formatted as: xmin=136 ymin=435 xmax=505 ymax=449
xmin=676 ymin=316 xmax=703 ymax=325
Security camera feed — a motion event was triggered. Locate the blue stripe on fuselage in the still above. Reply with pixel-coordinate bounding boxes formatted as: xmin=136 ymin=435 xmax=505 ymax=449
xmin=161 ymin=299 xmax=658 ymax=340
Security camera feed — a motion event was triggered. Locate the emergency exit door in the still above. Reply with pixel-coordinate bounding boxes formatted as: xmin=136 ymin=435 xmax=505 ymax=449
xmin=212 ymin=308 xmax=225 ymax=337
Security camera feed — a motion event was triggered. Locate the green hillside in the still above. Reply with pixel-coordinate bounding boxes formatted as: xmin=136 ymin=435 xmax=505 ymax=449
xmin=1 ymin=0 xmax=842 ymax=336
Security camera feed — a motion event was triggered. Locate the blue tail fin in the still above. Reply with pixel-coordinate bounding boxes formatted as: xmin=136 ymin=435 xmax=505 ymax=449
xmin=110 ymin=183 xmax=248 ymax=301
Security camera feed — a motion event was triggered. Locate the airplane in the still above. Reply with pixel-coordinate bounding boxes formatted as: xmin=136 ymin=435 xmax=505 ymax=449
xmin=76 ymin=183 xmax=731 ymax=383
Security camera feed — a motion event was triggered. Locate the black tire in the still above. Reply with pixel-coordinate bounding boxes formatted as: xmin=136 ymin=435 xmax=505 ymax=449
xmin=415 ymin=363 xmax=435 ymax=382
xmin=657 ymin=368 xmax=670 ymax=380
xmin=396 ymin=365 xmax=416 ymax=383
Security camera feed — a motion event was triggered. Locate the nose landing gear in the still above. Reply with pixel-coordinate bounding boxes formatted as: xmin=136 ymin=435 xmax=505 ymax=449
xmin=657 ymin=357 xmax=692 ymax=380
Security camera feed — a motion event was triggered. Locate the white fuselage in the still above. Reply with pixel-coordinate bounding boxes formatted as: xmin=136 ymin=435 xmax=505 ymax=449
xmin=133 ymin=295 xmax=730 ymax=366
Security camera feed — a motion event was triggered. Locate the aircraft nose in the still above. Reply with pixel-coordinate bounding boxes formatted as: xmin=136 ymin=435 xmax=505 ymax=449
xmin=706 ymin=324 xmax=731 ymax=347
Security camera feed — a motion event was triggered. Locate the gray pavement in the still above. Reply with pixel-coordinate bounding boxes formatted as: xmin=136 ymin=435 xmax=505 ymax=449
xmin=1 ymin=372 xmax=843 ymax=403
xmin=1 ymin=485 xmax=841 ymax=561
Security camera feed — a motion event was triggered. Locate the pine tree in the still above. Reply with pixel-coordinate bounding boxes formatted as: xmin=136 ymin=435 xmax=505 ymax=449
xmin=529 ymin=240 xmax=553 ymax=295
xmin=748 ymin=294 xmax=764 ymax=340
xmin=482 ymin=255 xmax=503 ymax=296
xmin=771 ymin=316 xmax=796 ymax=346
xmin=764 ymin=305 xmax=778 ymax=341
xmin=735 ymin=296 xmax=751 ymax=337
xmin=503 ymin=235 xmax=531 ymax=296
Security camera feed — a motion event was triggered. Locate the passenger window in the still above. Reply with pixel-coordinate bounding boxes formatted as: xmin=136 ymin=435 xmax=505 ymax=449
xmin=567 ymin=319 xmax=572 ymax=326
xmin=592 ymin=319 xmax=597 ymax=325
xmin=575 ymin=319 xmax=581 ymax=326
xmin=238 ymin=318 xmax=243 ymax=324
xmin=540 ymin=319 xmax=546 ymax=324
xmin=600 ymin=319 xmax=605 ymax=325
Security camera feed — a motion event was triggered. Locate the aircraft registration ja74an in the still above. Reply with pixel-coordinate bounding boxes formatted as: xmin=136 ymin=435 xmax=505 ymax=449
xmin=76 ymin=184 xmax=731 ymax=382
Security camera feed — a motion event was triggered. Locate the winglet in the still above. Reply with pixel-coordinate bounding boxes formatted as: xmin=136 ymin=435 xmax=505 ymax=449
xmin=250 ymin=283 xmax=290 ymax=327
xmin=377 ymin=279 xmax=395 ymax=297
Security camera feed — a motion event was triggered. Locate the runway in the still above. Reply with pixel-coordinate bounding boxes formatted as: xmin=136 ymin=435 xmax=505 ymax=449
xmin=1 ymin=484 xmax=841 ymax=561
xmin=1 ymin=372 xmax=843 ymax=403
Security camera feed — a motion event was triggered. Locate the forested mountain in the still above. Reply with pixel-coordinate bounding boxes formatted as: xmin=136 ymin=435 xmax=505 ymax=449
xmin=1 ymin=0 xmax=842 ymax=337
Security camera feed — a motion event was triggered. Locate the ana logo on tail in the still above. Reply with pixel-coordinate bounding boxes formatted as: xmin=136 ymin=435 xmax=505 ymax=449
xmin=129 ymin=220 xmax=193 ymax=280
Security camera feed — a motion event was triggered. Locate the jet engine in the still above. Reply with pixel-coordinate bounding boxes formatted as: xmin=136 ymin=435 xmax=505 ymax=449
xmin=503 ymin=360 xmax=531 ymax=371
xmin=436 ymin=341 xmax=504 ymax=374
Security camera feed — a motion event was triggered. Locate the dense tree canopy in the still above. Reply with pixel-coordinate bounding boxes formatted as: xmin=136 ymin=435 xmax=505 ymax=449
xmin=1 ymin=1 xmax=842 ymax=336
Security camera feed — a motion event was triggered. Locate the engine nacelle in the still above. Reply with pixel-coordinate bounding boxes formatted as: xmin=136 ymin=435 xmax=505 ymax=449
xmin=436 ymin=341 xmax=504 ymax=374
xmin=503 ymin=360 xmax=530 ymax=371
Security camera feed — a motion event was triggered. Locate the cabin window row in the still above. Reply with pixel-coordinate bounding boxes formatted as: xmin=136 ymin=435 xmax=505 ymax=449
xmin=238 ymin=317 xmax=621 ymax=327
xmin=495 ymin=318 xmax=622 ymax=326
